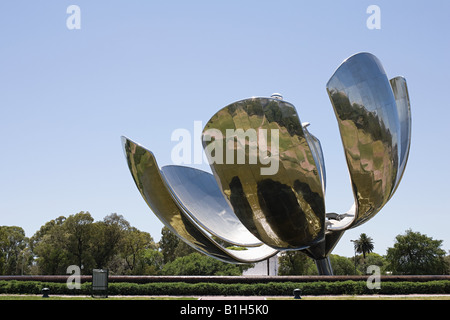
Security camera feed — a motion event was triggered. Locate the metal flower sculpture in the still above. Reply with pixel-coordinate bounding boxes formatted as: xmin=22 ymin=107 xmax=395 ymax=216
xmin=121 ymin=52 xmax=411 ymax=275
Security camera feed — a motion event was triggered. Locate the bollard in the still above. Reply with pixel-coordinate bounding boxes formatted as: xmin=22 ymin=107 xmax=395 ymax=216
xmin=293 ymin=288 xmax=302 ymax=299
xmin=42 ymin=287 xmax=50 ymax=298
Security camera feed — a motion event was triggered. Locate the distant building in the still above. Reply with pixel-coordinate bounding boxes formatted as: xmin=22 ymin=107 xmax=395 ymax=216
xmin=243 ymin=254 xmax=279 ymax=276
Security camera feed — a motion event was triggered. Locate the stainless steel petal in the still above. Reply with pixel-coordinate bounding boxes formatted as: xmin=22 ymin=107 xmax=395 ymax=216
xmin=326 ymin=52 xmax=401 ymax=229
xmin=121 ymin=136 xmax=278 ymax=263
xmin=303 ymin=123 xmax=326 ymax=195
xmin=389 ymin=76 xmax=412 ymax=199
xmin=202 ymin=97 xmax=325 ymax=250
xmin=161 ymin=165 xmax=263 ymax=247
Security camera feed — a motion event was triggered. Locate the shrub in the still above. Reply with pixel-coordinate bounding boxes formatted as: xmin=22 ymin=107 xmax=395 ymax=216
xmin=0 ymin=280 xmax=449 ymax=296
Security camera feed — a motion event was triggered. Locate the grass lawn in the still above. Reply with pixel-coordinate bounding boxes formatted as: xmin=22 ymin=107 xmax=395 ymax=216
xmin=268 ymin=295 xmax=450 ymax=300
xmin=0 ymin=295 xmax=196 ymax=300
xmin=1 ymin=294 xmax=449 ymax=300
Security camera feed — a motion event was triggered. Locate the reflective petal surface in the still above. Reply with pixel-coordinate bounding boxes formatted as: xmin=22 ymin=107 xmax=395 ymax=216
xmin=389 ymin=76 xmax=412 ymax=198
xmin=303 ymin=123 xmax=326 ymax=195
xmin=121 ymin=136 xmax=278 ymax=263
xmin=326 ymin=52 xmax=410 ymax=229
xmin=202 ymin=97 xmax=325 ymax=250
xmin=161 ymin=165 xmax=262 ymax=247
xmin=120 ymin=51 xmax=411 ymax=275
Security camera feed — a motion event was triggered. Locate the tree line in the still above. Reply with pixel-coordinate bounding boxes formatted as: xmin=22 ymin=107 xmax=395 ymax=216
xmin=0 ymin=211 xmax=247 ymax=276
xmin=1 ymin=211 xmax=449 ymax=275
xmin=279 ymin=231 xmax=450 ymax=275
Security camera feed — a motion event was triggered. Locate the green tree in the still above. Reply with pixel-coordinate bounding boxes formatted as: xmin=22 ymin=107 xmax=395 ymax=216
xmin=444 ymin=251 xmax=450 ymax=274
xmin=30 ymin=217 xmax=69 ymax=274
xmin=278 ymin=251 xmax=316 ymax=275
xmin=0 ymin=226 xmax=29 ymax=275
xmin=162 ymin=252 xmax=243 ymax=275
xmin=0 ymin=228 xmax=6 ymax=273
xmin=29 ymin=216 xmax=66 ymax=250
xmin=120 ymin=227 xmax=156 ymax=274
xmin=30 ymin=212 xmax=169 ymax=275
xmin=363 ymin=252 xmax=387 ymax=273
xmin=90 ymin=213 xmax=130 ymax=269
xmin=351 ymin=252 xmax=387 ymax=275
xmin=31 ymin=212 xmax=134 ymax=275
xmin=353 ymin=233 xmax=374 ymax=259
xmin=159 ymin=226 xmax=194 ymax=263
xmin=329 ymin=254 xmax=355 ymax=275
xmin=64 ymin=211 xmax=95 ymax=273
xmin=133 ymin=248 xmax=164 ymax=275
xmin=386 ymin=229 xmax=448 ymax=275
xmin=351 ymin=233 xmax=374 ymax=273
xmin=278 ymin=252 xmax=356 ymax=275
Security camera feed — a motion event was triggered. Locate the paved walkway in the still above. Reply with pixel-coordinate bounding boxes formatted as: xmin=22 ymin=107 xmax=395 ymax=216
xmin=197 ymin=294 xmax=450 ymax=300
xmin=2 ymin=294 xmax=450 ymax=300
xmin=198 ymin=295 xmax=267 ymax=300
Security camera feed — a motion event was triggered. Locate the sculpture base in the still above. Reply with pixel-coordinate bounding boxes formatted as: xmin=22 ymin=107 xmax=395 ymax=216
xmin=315 ymin=257 xmax=333 ymax=275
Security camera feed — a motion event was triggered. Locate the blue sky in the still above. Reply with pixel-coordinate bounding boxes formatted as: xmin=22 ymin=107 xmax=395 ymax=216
xmin=0 ymin=1 xmax=449 ymax=258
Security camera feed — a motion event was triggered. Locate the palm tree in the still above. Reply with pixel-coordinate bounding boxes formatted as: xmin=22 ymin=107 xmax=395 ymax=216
xmin=353 ymin=233 xmax=374 ymax=259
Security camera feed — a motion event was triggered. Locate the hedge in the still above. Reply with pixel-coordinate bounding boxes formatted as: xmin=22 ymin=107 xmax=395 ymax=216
xmin=1 ymin=280 xmax=449 ymax=296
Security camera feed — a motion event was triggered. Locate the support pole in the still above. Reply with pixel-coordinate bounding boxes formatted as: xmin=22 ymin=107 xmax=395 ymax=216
xmin=315 ymin=257 xmax=333 ymax=275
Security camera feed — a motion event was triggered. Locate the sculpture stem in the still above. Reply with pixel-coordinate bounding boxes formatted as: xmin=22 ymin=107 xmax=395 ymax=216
xmin=315 ymin=257 xmax=333 ymax=275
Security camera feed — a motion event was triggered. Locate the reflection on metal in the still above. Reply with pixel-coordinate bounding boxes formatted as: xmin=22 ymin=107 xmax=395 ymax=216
xmin=389 ymin=76 xmax=412 ymax=199
xmin=122 ymin=52 xmax=411 ymax=275
xmin=202 ymin=97 xmax=325 ymax=250
xmin=326 ymin=52 xmax=411 ymax=230
xmin=121 ymin=137 xmax=278 ymax=264
xmin=161 ymin=165 xmax=262 ymax=247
